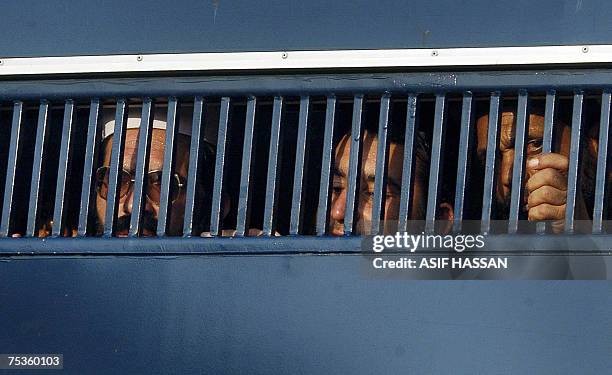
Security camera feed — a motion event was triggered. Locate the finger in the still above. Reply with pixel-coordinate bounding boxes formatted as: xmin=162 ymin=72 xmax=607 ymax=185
xmin=528 ymin=203 xmax=566 ymax=221
xmin=527 ymin=152 xmax=569 ymax=172
xmin=525 ymin=168 xmax=567 ymax=194
xmin=527 ymin=185 xmax=567 ymax=207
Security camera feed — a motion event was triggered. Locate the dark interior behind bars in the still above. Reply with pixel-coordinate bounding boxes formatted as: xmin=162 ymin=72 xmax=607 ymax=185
xmin=0 ymin=91 xmax=610 ymax=238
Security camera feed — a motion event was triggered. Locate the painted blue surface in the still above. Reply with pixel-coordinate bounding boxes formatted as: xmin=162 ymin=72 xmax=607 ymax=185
xmin=1 ymin=0 xmax=612 ymax=57
xmin=1 ymin=255 xmax=611 ymax=374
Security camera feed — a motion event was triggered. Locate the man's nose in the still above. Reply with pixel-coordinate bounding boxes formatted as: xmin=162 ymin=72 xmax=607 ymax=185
xmin=120 ymin=185 xmax=134 ymax=216
xmin=330 ymin=190 xmax=347 ymax=223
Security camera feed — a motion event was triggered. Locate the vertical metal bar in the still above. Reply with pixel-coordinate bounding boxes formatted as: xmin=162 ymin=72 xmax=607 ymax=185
xmin=77 ymin=99 xmax=101 ymax=236
xmin=537 ymin=90 xmax=556 ymax=234
xmin=52 ymin=99 xmax=75 ymax=237
xmin=26 ymin=100 xmax=50 ymax=237
xmin=316 ymin=95 xmax=336 ymax=236
xmin=481 ymin=92 xmax=501 ymax=234
xmin=398 ymin=94 xmax=417 ymax=233
xmin=426 ymin=94 xmax=447 ymax=233
xmin=0 ymin=101 xmax=23 ymax=237
xmin=236 ymin=96 xmax=256 ymax=236
xmin=593 ymin=91 xmax=611 ymax=233
xmin=508 ymin=91 xmax=529 ymax=234
xmin=104 ymin=99 xmax=127 ymax=237
xmin=453 ymin=92 xmax=473 ymax=232
xmin=564 ymin=91 xmax=583 ymax=234
xmin=129 ymin=98 xmax=154 ymax=237
xmin=262 ymin=96 xmax=284 ymax=236
xmin=370 ymin=94 xmax=391 ymax=235
xmin=210 ymin=97 xmax=230 ymax=236
xmin=157 ymin=97 xmax=179 ymax=236
xmin=289 ymin=96 xmax=309 ymax=235
xmin=182 ymin=97 xmax=204 ymax=237
xmin=343 ymin=95 xmax=363 ymax=235
xmin=344 ymin=94 xmax=363 ymax=235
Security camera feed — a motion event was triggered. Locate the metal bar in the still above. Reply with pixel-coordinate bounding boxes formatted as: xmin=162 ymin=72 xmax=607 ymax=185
xmin=316 ymin=95 xmax=336 ymax=236
xmin=0 ymin=101 xmax=23 ymax=237
xmin=537 ymin=90 xmax=556 ymax=234
xmin=262 ymin=96 xmax=284 ymax=236
xmin=370 ymin=94 xmax=391 ymax=235
xmin=480 ymin=92 xmax=501 ymax=234
xmin=8 ymin=70 xmax=612 ymax=99
xmin=453 ymin=92 xmax=473 ymax=232
xmin=77 ymin=99 xmax=101 ymax=236
xmin=425 ymin=94 xmax=447 ymax=233
xmin=508 ymin=91 xmax=529 ymax=234
xmin=593 ymin=91 xmax=611 ymax=233
xmin=129 ymin=98 xmax=154 ymax=237
xmin=236 ymin=97 xmax=257 ymax=236
xmin=182 ymin=97 xmax=204 ymax=237
xmin=398 ymin=94 xmax=418 ymax=233
xmin=2 ymin=234 xmax=612 ymax=255
xmin=103 ymin=99 xmax=127 ymax=237
xmin=156 ymin=97 xmax=178 ymax=236
xmin=289 ymin=96 xmax=309 ymax=235
xmin=51 ymin=99 xmax=75 ymax=237
xmin=26 ymin=100 xmax=50 ymax=237
xmin=0 ymin=236 xmax=364 ymax=254
xmin=210 ymin=97 xmax=230 ymax=236
xmin=343 ymin=95 xmax=363 ymax=235
xmin=564 ymin=91 xmax=583 ymax=233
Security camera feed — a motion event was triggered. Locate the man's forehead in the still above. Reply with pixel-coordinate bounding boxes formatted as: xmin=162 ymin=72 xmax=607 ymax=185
xmin=102 ymin=129 xmax=191 ymax=170
xmin=333 ymin=130 xmax=404 ymax=180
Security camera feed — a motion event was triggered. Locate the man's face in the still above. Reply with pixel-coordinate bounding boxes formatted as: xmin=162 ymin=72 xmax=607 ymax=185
xmin=329 ymin=130 xmax=425 ymax=235
xmin=476 ymin=112 xmax=571 ymax=217
xmin=95 ymin=128 xmax=190 ymax=236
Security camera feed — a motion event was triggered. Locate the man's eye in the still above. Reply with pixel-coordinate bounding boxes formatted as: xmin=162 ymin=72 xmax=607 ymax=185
xmin=527 ymin=139 xmax=543 ymax=154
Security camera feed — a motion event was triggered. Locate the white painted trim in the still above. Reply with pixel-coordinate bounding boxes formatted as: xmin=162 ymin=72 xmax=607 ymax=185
xmin=1 ymin=45 xmax=612 ymax=75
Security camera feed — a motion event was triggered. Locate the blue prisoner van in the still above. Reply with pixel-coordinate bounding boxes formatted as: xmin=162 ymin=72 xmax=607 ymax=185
xmin=0 ymin=1 xmax=611 ymax=373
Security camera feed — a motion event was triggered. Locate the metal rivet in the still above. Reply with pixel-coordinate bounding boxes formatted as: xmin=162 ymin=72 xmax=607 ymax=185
xmin=582 ymin=46 xmax=589 ymax=53
xmin=0 ymin=60 xmax=4 ymax=66
xmin=431 ymin=50 xmax=439 ymax=57
xmin=281 ymin=52 xmax=288 ymax=59
xmin=137 ymin=55 xmax=144 ymax=61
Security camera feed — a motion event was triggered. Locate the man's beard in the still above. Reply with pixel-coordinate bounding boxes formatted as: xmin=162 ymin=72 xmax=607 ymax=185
xmin=96 ymin=211 xmax=158 ymax=236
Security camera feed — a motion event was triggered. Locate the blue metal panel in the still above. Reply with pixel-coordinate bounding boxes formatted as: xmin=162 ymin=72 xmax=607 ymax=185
xmin=5 ymin=70 xmax=612 ymax=100
xmin=2 ymin=0 xmax=612 ymax=57
xmin=0 ymin=256 xmax=611 ymax=374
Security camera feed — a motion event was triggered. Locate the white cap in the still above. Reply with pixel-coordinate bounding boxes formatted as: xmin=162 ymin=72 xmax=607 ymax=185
xmin=101 ymin=105 xmax=194 ymax=139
